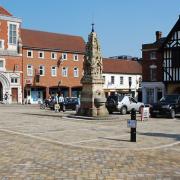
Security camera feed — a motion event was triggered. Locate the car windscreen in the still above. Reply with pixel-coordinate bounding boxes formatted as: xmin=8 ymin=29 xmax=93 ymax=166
xmin=160 ymin=95 xmax=179 ymax=103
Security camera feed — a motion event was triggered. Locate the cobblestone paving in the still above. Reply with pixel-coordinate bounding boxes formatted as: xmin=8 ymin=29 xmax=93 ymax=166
xmin=0 ymin=104 xmax=180 ymax=179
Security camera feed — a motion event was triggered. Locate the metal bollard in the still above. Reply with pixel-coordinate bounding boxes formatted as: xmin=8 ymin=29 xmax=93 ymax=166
xmin=130 ymin=109 xmax=136 ymax=142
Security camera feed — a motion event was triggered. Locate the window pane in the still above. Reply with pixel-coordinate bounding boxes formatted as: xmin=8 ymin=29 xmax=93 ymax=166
xmin=0 ymin=61 xmax=3 ymax=68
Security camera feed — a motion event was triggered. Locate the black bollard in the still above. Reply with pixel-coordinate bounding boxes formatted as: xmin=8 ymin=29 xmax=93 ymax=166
xmin=130 ymin=109 xmax=136 ymax=142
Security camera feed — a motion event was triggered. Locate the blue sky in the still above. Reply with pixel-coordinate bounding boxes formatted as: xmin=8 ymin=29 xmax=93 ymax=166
xmin=1 ymin=0 xmax=179 ymax=58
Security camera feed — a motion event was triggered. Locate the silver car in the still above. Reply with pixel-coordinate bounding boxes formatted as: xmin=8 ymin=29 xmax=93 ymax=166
xmin=106 ymin=95 xmax=144 ymax=115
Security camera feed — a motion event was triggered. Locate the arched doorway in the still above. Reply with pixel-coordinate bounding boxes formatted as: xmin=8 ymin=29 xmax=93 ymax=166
xmin=0 ymin=82 xmax=3 ymax=101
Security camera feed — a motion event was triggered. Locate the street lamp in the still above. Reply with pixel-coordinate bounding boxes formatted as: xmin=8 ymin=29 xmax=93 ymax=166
xmin=129 ymin=79 xmax=132 ymax=94
xmin=58 ymin=80 xmax=61 ymax=96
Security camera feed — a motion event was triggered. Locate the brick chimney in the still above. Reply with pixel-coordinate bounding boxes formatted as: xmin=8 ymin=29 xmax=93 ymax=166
xmin=156 ymin=31 xmax=162 ymax=41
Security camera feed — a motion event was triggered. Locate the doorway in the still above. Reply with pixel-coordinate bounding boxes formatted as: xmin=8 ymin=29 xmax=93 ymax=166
xmin=12 ymin=88 xmax=18 ymax=103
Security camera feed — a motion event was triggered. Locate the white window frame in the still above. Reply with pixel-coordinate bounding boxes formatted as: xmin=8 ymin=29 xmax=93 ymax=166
xmin=0 ymin=58 xmax=5 ymax=71
xmin=51 ymin=66 xmax=57 ymax=77
xmin=51 ymin=52 xmax=57 ymax=60
xmin=73 ymin=67 xmax=79 ymax=77
xmin=73 ymin=54 xmax=79 ymax=61
xmin=38 ymin=51 xmax=44 ymax=59
xmin=0 ymin=39 xmax=4 ymax=49
xmin=27 ymin=50 xmax=33 ymax=58
xmin=120 ymin=76 xmax=124 ymax=85
xmin=62 ymin=67 xmax=68 ymax=77
xmin=62 ymin=53 xmax=67 ymax=60
xmin=150 ymin=52 xmax=156 ymax=60
xmin=8 ymin=23 xmax=17 ymax=45
xmin=39 ymin=65 xmax=45 ymax=76
xmin=27 ymin=65 xmax=33 ymax=76
xmin=150 ymin=65 xmax=157 ymax=81
xmin=111 ymin=76 xmax=115 ymax=84
xmin=11 ymin=77 xmax=18 ymax=84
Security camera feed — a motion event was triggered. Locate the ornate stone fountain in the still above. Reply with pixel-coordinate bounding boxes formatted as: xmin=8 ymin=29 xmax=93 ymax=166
xmin=77 ymin=24 xmax=108 ymax=117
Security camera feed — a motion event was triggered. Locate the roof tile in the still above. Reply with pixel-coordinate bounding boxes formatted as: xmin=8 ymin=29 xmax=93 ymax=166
xmin=103 ymin=58 xmax=142 ymax=74
xmin=21 ymin=29 xmax=86 ymax=53
xmin=0 ymin=6 xmax=12 ymax=16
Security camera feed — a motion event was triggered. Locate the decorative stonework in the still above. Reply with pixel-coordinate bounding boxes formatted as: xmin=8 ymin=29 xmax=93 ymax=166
xmin=78 ymin=24 xmax=108 ymax=117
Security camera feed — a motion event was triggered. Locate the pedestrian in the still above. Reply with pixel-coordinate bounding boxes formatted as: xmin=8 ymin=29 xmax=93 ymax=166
xmin=54 ymin=93 xmax=60 ymax=112
xmin=4 ymin=92 xmax=8 ymax=104
xmin=59 ymin=93 xmax=65 ymax=112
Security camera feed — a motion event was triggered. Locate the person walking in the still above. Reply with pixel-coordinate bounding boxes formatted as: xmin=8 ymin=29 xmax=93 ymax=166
xmin=59 ymin=93 xmax=65 ymax=112
xmin=4 ymin=92 xmax=9 ymax=104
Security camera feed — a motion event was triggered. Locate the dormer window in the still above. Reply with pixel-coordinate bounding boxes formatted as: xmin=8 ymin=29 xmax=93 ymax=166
xmin=9 ymin=23 xmax=17 ymax=45
xmin=150 ymin=52 xmax=156 ymax=60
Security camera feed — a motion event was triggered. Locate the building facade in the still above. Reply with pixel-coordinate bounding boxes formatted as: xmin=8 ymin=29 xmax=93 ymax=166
xmin=141 ymin=31 xmax=165 ymax=104
xmin=0 ymin=7 xmax=23 ymax=104
xmin=162 ymin=17 xmax=180 ymax=94
xmin=21 ymin=29 xmax=85 ymax=104
xmin=102 ymin=58 xmax=142 ymax=101
xmin=0 ymin=6 xmax=143 ymax=104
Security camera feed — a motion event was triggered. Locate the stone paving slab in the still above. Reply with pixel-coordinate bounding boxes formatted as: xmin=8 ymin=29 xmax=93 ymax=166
xmin=0 ymin=104 xmax=180 ymax=179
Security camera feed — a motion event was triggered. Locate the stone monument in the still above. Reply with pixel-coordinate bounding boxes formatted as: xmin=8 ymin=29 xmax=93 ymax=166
xmin=78 ymin=24 xmax=108 ymax=117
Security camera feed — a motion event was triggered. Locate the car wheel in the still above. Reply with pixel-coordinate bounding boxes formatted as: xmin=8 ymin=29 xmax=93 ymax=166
xmin=169 ymin=109 xmax=175 ymax=119
xmin=108 ymin=99 xmax=116 ymax=106
xmin=121 ymin=106 xmax=127 ymax=115
xmin=108 ymin=110 xmax=113 ymax=114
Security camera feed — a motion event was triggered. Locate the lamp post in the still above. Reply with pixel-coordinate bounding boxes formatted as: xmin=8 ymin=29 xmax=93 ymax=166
xmin=58 ymin=80 xmax=61 ymax=96
xmin=129 ymin=79 xmax=132 ymax=95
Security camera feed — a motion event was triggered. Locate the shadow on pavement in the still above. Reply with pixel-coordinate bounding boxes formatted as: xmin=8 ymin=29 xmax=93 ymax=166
xmin=138 ymin=132 xmax=180 ymax=141
xmin=99 ymin=137 xmax=130 ymax=142
xmin=22 ymin=113 xmax=63 ymax=118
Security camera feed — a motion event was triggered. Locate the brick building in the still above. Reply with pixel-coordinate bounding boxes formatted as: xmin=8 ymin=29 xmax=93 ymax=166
xmin=142 ymin=16 xmax=180 ymax=104
xmin=0 ymin=6 xmax=143 ymax=104
xmin=0 ymin=6 xmax=85 ymax=104
xmin=141 ymin=31 xmax=165 ymax=104
xmin=0 ymin=7 xmax=23 ymax=103
xmin=21 ymin=29 xmax=85 ymax=104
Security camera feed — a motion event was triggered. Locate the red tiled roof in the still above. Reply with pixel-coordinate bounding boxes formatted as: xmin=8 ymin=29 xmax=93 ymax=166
xmin=103 ymin=58 xmax=142 ymax=74
xmin=0 ymin=6 xmax=12 ymax=16
xmin=21 ymin=29 xmax=86 ymax=53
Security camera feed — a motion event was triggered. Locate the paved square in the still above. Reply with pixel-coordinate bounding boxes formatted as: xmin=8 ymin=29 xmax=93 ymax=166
xmin=0 ymin=104 xmax=180 ymax=179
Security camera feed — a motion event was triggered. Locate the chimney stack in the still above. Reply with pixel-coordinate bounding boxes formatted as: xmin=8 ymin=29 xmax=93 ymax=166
xmin=156 ymin=31 xmax=162 ymax=41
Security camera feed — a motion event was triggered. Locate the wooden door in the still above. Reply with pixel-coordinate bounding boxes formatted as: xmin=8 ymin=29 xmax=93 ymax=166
xmin=12 ymin=88 xmax=18 ymax=103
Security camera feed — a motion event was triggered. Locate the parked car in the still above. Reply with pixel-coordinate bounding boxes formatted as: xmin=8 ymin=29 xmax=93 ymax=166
xmin=106 ymin=94 xmax=144 ymax=114
xmin=64 ymin=97 xmax=79 ymax=110
xmin=49 ymin=97 xmax=79 ymax=111
xmin=150 ymin=94 xmax=180 ymax=118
